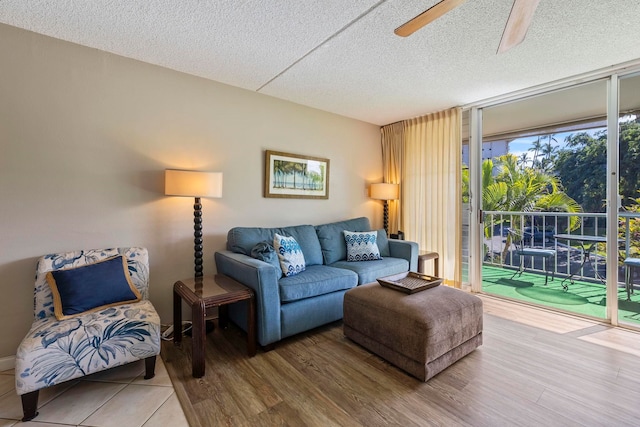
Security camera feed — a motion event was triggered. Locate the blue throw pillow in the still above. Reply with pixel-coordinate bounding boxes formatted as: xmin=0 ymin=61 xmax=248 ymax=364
xmin=344 ymin=230 xmax=382 ymax=262
xmin=251 ymin=241 xmax=283 ymax=278
xmin=273 ymin=233 xmax=306 ymax=277
xmin=46 ymin=255 xmax=142 ymax=320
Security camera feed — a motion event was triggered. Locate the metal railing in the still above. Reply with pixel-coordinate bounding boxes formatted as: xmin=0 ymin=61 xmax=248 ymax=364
xmin=482 ymin=210 xmax=640 ymax=283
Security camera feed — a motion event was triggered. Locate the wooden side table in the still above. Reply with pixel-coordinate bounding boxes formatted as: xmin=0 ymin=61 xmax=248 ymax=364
xmin=418 ymin=251 xmax=439 ymax=276
xmin=173 ymin=274 xmax=256 ymax=378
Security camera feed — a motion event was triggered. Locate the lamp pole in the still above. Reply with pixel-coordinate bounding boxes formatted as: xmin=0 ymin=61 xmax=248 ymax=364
xmin=370 ymin=182 xmax=399 ymax=236
xmin=193 ymin=197 xmax=204 ymax=278
xmin=382 ymin=199 xmax=390 ymax=236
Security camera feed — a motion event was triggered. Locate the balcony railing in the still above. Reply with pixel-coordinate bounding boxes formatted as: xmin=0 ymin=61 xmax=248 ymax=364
xmin=483 ymin=210 xmax=639 ymax=283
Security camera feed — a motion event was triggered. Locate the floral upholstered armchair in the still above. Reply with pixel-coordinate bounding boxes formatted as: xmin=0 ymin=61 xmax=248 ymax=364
xmin=15 ymin=247 xmax=161 ymax=422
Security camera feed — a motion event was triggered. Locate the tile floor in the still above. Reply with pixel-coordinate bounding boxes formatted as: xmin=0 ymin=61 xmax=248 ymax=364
xmin=0 ymin=357 xmax=188 ymax=426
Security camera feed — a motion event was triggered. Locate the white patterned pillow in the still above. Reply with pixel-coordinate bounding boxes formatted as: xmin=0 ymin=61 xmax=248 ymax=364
xmin=274 ymin=233 xmax=306 ymax=277
xmin=344 ymin=230 xmax=382 ymax=262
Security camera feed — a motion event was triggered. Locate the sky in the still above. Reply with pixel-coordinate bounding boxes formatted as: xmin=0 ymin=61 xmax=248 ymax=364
xmin=508 ymin=128 xmax=606 ymax=161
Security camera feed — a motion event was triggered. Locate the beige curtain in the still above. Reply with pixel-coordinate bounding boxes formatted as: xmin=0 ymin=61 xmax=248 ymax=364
xmin=380 ymin=122 xmax=404 ymax=235
xmin=403 ymin=108 xmax=462 ymax=287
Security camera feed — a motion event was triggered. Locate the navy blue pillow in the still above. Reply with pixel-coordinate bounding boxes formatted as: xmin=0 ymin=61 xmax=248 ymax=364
xmin=46 ymin=255 xmax=141 ymax=320
xmin=251 ymin=241 xmax=283 ymax=278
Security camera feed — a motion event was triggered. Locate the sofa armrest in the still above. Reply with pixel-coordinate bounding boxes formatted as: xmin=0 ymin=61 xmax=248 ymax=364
xmin=388 ymin=240 xmax=419 ymax=271
xmin=214 ymin=250 xmax=282 ymax=346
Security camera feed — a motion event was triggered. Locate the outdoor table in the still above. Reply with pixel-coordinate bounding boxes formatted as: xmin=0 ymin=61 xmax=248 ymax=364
xmin=554 ymin=234 xmax=618 ymax=288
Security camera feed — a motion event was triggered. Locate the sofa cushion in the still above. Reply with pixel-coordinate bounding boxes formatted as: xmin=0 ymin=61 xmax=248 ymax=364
xmin=15 ymin=300 xmax=160 ymax=395
xmin=250 ymin=241 xmax=282 ymax=278
xmin=315 ymin=217 xmax=371 ymax=265
xmin=330 ymin=257 xmax=409 ymax=285
xmin=344 ymin=230 xmax=382 ymax=261
xmin=278 ymin=265 xmax=358 ymax=302
xmin=376 ymin=229 xmax=391 ymax=257
xmin=274 ymin=233 xmax=306 ymax=277
xmin=227 ymin=224 xmax=323 ymax=266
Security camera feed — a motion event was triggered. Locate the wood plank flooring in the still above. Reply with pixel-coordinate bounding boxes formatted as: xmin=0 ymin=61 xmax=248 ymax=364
xmin=161 ymin=295 xmax=640 ymax=427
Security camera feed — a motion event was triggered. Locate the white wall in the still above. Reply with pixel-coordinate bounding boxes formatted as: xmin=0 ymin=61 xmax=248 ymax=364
xmin=0 ymin=24 xmax=383 ymax=358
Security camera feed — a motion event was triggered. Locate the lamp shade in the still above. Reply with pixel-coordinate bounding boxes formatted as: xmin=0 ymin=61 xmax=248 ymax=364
xmin=370 ymin=183 xmax=399 ymax=200
xmin=165 ymin=170 xmax=223 ymax=198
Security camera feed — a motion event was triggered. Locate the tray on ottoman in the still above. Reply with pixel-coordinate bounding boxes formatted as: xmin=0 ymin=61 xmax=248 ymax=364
xmin=377 ymin=271 xmax=442 ymax=294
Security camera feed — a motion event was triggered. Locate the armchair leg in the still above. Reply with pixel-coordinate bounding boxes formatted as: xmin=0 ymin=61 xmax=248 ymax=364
xmin=144 ymin=355 xmax=157 ymax=380
xmin=21 ymin=390 xmax=39 ymax=422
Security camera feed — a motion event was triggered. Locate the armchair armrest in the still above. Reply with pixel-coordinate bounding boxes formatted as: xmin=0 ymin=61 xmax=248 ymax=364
xmin=214 ymin=250 xmax=282 ymax=346
xmin=388 ymin=239 xmax=419 ymax=271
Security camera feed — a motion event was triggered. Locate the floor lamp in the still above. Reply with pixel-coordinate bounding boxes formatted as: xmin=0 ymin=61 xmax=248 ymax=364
xmin=370 ymin=183 xmax=399 ymax=236
xmin=165 ymin=169 xmax=223 ymax=278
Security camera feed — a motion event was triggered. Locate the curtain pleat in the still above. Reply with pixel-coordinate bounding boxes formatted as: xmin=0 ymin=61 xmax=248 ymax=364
xmin=402 ymin=108 xmax=462 ymax=287
xmin=381 ymin=122 xmax=404 ymax=235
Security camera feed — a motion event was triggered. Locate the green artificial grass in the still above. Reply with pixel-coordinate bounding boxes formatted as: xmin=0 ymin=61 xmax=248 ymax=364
xmin=482 ymin=265 xmax=640 ymax=325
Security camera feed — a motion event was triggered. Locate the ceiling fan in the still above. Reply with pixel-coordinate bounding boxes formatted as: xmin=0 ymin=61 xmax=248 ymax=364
xmin=394 ymin=0 xmax=541 ymax=54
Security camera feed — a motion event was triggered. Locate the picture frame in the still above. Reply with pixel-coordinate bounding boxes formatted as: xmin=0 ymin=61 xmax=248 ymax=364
xmin=264 ymin=150 xmax=330 ymax=199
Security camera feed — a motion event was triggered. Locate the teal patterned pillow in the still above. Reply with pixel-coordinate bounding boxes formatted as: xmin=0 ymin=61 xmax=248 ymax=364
xmin=274 ymin=233 xmax=306 ymax=277
xmin=344 ymin=230 xmax=382 ymax=262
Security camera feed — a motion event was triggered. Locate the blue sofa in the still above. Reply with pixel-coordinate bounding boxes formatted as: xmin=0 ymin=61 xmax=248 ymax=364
xmin=214 ymin=217 xmax=418 ymax=347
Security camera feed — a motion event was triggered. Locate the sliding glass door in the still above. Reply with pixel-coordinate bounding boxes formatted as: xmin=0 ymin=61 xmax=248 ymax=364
xmin=617 ymin=73 xmax=640 ymax=327
xmin=479 ymin=81 xmax=611 ymax=319
xmin=463 ymin=66 xmax=640 ymax=330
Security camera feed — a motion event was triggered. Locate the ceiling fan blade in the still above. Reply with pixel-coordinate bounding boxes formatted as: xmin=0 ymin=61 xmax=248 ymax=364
xmin=497 ymin=0 xmax=541 ymax=54
xmin=394 ymin=0 xmax=467 ymax=37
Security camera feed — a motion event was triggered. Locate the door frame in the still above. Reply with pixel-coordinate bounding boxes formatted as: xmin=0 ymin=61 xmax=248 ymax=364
xmin=464 ymin=65 xmax=640 ymax=327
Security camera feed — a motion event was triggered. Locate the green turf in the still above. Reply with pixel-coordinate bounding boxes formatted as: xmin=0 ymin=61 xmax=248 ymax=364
xmin=482 ymin=265 xmax=640 ymax=325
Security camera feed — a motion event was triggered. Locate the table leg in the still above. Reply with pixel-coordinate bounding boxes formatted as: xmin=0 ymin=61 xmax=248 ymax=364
xmin=219 ymin=305 xmax=229 ymax=329
xmin=560 ymin=242 xmax=591 ymax=290
xmin=418 ymin=252 xmax=439 ymax=276
xmin=585 ymin=247 xmax=607 ymax=284
xmin=247 ymin=296 xmax=256 ymax=357
xmin=173 ymin=288 xmax=182 ymax=345
xmin=191 ymin=300 xmax=206 ymax=378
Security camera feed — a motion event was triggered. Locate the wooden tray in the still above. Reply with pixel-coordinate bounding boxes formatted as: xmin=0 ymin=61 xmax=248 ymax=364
xmin=377 ymin=271 xmax=443 ymax=294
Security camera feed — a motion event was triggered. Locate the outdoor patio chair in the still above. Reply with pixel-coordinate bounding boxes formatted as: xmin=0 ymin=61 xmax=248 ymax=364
xmin=508 ymin=229 xmax=556 ymax=286
xmin=623 ymin=257 xmax=640 ymax=300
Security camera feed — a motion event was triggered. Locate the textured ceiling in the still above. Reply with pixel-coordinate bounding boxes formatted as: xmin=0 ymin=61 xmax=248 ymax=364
xmin=2 ymin=0 xmax=640 ymax=125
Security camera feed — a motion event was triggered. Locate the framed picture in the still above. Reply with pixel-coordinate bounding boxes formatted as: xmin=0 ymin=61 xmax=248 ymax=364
xmin=264 ymin=150 xmax=330 ymax=199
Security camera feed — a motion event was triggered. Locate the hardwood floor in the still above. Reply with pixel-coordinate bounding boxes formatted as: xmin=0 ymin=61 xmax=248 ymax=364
xmin=162 ymin=295 xmax=640 ymax=427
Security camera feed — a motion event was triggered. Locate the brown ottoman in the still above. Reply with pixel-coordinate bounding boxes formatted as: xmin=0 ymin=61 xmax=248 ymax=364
xmin=343 ymin=283 xmax=483 ymax=381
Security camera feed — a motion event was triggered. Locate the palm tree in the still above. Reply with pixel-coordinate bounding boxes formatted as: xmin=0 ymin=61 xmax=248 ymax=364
xmin=539 ymin=135 xmax=558 ymax=172
xmin=481 ymin=154 xmax=582 ymax=257
xmin=292 ymin=162 xmax=306 ymax=189
xmin=484 ymin=155 xmax=579 ymax=211
xmin=528 ymin=137 xmax=543 ymax=169
xmin=273 ymin=160 xmax=285 ymax=188
xmin=517 ymin=152 xmax=530 ymax=167
xmin=463 ymin=153 xmax=581 ymax=222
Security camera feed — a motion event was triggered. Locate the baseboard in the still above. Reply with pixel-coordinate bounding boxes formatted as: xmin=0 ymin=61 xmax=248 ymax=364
xmin=0 ymin=355 xmax=15 ymax=372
